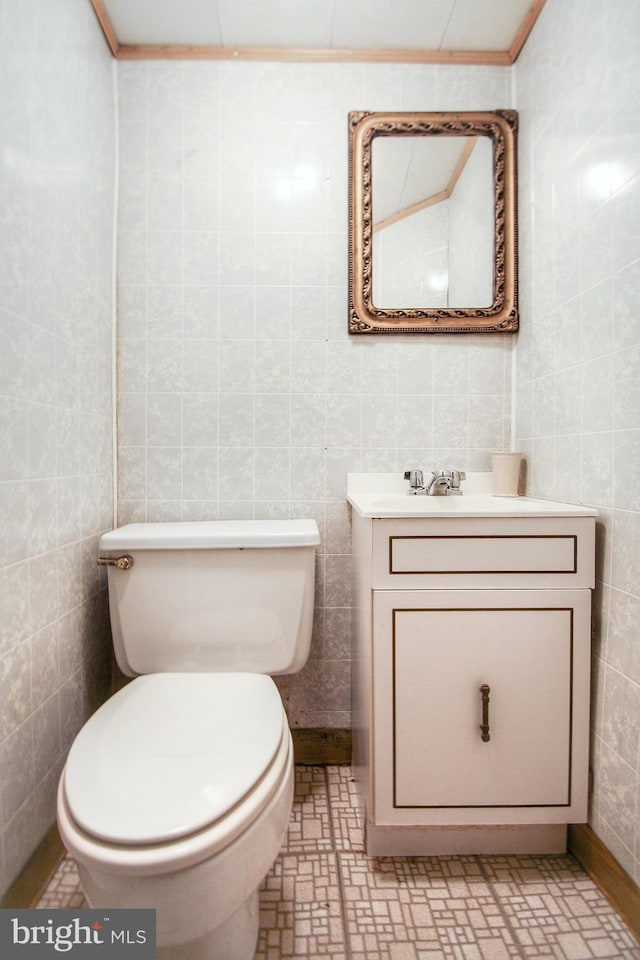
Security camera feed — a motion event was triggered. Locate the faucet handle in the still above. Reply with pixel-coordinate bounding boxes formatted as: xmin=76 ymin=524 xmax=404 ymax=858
xmin=449 ymin=470 xmax=466 ymax=494
xmin=404 ymin=469 xmax=424 ymax=492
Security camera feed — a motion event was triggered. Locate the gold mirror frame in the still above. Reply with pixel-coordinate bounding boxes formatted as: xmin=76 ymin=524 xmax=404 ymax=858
xmin=348 ymin=110 xmax=518 ymax=334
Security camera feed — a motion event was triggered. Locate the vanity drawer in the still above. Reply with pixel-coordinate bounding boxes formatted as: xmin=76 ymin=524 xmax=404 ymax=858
xmin=371 ymin=517 xmax=595 ymax=589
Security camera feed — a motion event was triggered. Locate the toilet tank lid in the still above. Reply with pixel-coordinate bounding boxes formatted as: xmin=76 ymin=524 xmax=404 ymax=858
xmin=100 ymin=519 xmax=320 ymax=551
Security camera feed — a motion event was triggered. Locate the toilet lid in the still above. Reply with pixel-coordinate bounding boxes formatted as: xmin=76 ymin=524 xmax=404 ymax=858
xmin=63 ymin=673 xmax=286 ymax=845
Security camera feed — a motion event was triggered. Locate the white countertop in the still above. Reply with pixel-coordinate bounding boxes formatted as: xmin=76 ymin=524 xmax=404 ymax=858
xmin=347 ymin=473 xmax=599 ymax=519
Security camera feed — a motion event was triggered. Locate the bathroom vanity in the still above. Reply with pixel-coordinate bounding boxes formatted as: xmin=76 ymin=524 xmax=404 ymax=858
xmin=348 ymin=473 xmax=597 ymax=855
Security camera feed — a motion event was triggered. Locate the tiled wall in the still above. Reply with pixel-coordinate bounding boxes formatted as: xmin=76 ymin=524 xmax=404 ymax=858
xmin=514 ymin=0 xmax=640 ymax=884
xmin=0 ymin=0 xmax=115 ymax=896
xmin=4 ymin=0 xmax=635 ymax=904
xmin=115 ymin=60 xmax=514 ymax=729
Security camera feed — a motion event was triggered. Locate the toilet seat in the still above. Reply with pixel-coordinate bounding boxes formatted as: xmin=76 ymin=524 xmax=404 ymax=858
xmin=60 ymin=673 xmax=291 ymax=872
xmin=58 ymin=723 xmax=293 ymax=877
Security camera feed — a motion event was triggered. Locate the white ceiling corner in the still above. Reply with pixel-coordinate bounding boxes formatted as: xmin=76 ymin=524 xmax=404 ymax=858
xmin=99 ymin=0 xmax=540 ymax=55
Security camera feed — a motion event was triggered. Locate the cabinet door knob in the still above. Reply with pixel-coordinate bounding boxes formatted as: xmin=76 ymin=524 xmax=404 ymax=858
xmin=480 ymin=684 xmax=491 ymax=742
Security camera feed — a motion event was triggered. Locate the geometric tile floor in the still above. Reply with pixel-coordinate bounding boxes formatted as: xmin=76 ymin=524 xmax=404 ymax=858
xmin=38 ymin=766 xmax=640 ymax=959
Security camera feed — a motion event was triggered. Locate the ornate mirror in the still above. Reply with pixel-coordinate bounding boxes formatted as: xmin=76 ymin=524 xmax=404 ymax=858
xmin=348 ymin=110 xmax=518 ymax=334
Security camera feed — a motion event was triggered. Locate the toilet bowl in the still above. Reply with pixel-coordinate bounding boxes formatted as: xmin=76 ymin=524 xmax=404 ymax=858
xmin=59 ymin=674 xmax=294 ymax=960
xmin=57 ymin=520 xmax=319 ymax=960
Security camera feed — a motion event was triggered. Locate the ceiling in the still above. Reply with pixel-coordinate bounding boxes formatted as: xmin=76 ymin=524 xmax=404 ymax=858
xmin=92 ymin=0 xmax=546 ymax=63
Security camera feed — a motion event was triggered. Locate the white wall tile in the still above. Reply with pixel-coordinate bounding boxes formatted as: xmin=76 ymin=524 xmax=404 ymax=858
xmin=515 ymin=0 xmax=640 ymax=882
xmin=0 ymin=0 xmax=116 ymax=889
xmin=116 ymin=59 xmax=513 ymax=736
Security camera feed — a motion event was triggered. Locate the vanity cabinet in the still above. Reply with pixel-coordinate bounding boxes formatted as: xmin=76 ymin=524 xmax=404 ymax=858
xmin=350 ymin=509 xmax=596 ymax=855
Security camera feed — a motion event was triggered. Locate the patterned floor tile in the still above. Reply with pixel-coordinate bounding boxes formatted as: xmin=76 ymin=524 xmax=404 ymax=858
xmin=256 ymin=852 xmax=347 ymax=959
xmin=339 ymin=853 xmax=522 ymax=960
xmin=327 ymin=764 xmax=364 ymax=852
xmin=479 ymin=856 xmax=640 ymax=959
xmin=31 ymin=769 xmax=640 ymax=960
xmin=480 ymin=855 xmax=589 ymax=885
xmin=36 ymin=856 xmax=85 ymax=909
xmin=283 ymin=766 xmax=333 ymax=852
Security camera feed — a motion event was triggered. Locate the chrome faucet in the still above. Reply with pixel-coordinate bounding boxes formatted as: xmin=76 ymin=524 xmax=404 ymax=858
xmin=426 ymin=470 xmax=465 ymax=495
xmin=404 ymin=469 xmax=466 ymax=496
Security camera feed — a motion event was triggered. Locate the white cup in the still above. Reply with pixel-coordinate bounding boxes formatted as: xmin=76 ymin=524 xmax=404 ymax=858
xmin=491 ymin=451 xmax=522 ymax=497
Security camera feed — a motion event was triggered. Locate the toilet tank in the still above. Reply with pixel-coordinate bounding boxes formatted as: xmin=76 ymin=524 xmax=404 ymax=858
xmin=99 ymin=520 xmax=320 ymax=677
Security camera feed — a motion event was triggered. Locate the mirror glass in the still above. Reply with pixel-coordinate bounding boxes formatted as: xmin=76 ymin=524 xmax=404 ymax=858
xmin=349 ymin=111 xmax=518 ymax=334
xmin=372 ymin=135 xmax=493 ymax=308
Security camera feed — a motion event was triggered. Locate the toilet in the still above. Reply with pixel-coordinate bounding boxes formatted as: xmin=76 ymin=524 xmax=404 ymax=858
xmin=57 ymin=518 xmax=320 ymax=960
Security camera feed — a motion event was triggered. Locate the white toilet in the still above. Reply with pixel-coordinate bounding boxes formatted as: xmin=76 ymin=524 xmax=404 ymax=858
xmin=57 ymin=518 xmax=319 ymax=960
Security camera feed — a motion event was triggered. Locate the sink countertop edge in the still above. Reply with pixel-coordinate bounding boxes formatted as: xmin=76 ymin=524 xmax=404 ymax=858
xmin=347 ymin=492 xmax=600 ymax=519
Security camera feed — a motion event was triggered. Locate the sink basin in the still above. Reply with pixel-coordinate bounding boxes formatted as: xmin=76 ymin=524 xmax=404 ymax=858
xmin=371 ymin=495 xmax=493 ymax=512
xmin=361 ymin=495 xmax=546 ymax=517
xmin=368 ymin=494 xmax=550 ymax=515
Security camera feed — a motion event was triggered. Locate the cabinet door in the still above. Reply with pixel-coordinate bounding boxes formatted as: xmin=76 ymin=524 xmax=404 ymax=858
xmin=373 ymin=592 xmax=585 ymax=812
